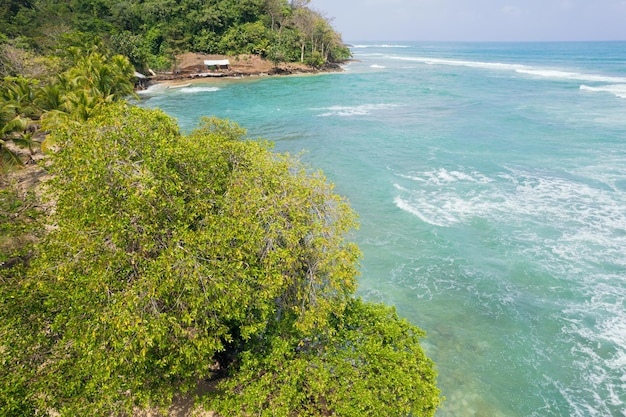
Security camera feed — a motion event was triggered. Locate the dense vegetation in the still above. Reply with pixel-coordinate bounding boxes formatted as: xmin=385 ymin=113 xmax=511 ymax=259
xmin=1 ymin=102 xmax=441 ymax=416
xmin=0 ymin=0 xmax=351 ymax=73
xmin=1 ymin=52 xmax=135 ymax=172
xmin=1 ymin=1 xmax=442 ymax=415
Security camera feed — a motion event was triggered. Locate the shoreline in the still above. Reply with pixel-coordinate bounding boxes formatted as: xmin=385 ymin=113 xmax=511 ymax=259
xmin=153 ymin=69 xmax=339 ymax=88
xmin=141 ymin=53 xmax=347 ymax=89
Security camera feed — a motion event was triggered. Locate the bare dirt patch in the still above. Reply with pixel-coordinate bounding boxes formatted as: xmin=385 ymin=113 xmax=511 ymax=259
xmin=153 ymin=52 xmax=341 ymax=81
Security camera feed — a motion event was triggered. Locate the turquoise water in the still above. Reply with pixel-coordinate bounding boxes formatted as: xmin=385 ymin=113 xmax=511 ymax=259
xmin=139 ymin=42 xmax=626 ymax=417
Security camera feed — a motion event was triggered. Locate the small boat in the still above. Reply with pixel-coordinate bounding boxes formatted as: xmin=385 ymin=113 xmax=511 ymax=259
xmin=168 ymin=83 xmax=191 ymax=89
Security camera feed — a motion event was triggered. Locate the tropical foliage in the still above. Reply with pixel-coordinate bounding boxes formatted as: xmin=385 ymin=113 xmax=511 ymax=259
xmin=1 ymin=0 xmax=351 ymax=73
xmin=0 ymin=180 xmax=45 ymax=417
xmin=215 ymin=298 xmax=441 ymax=417
xmin=0 ymin=53 xmax=134 ymax=171
xmin=0 ymin=76 xmax=39 ymax=172
xmin=0 ymin=103 xmax=442 ymax=416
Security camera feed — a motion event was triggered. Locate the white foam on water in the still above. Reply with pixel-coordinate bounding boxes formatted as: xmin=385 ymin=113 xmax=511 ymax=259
xmin=393 ymin=194 xmax=452 ymax=227
xmin=352 ymin=44 xmax=410 ymax=48
xmin=393 ymin=168 xmax=503 ymax=226
xmin=399 ymin=168 xmax=493 ymax=185
xmin=313 ymin=103 xmax=401 ymax=117
xmin=517 ymin=69 xmax=626 ymax=83
xmin=393 ymin=165 xmax=626 ymax=415
xmin=559 ymin=276 xmax=626 ymax=414
xmin=388 ymin=55 xmax=626 ymax=86
xmin=580 ymin=84 xmax=626 ymax=99
xmin=180 ymin=86 xmax=221 ymax=93
xmin=390 ymin=55 xmax=526 ymax=72
xmin=394 ymin=167 xmax=626 ymax=257
xmin=352 ymin=52 xmax=387 ymax=57
xmin=370 ymin=64 xmax=386 ymax=69
xmin=555 ymin=309 xmax=626 ymax=415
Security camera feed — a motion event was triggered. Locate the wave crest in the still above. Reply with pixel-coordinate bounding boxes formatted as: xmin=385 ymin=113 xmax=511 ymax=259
xmin=389 ymin=55 xmax=626 ymax=85
xmin=180 ymin=86 xmax=221 ymax=93
xmin=580 ymin=84 xmax=626 ymax=99
xmin=313 ymin=103 xmax=401 ymax=117
xmin=352 ymin=44 xmax=410 ymax=49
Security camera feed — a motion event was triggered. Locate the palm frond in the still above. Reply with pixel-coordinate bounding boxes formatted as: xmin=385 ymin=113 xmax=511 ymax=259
xmin=0 ymin=140 xmax=24 ymax=172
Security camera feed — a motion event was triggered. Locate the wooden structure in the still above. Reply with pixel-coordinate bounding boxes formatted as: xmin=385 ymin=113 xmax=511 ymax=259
xmin=204 ymin=59 xmax=230 ymax=71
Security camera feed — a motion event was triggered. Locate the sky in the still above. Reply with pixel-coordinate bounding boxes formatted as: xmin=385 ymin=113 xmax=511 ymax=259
xmin=310 ymin=0 xmax=626 ymax=42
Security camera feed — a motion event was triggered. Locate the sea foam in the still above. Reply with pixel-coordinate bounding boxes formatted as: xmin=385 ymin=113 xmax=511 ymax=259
xmin=517 ymin=69 xmax=626 ymax=83
xmin=390 ymin=55 xmax=526 ymax=71
xmin=389 ymin=55 xmax=626 ymax=85
xmin=313 ymin=103 xmax=401 ymax=117
xmin=180 ymin=86 xmax=221 ymax=93
xmin=352 ymin=44 xmax=410 ymax=48
xmin=580 ymin=84 xmax=626 ymax=98
xmin=394 ymin=164 xmax=626 ymax=416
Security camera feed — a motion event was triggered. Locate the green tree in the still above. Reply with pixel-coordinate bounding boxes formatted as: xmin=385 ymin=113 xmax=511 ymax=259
xmin=0 ymin=76 xmax=40 ymax=119
xmin=215 ymin=298 xmax=441 ymax=417
xmin=1 ymin=0 xmax=350 ymax=69
xmin=290 ymin=7 xmax=315 ymax=62
xmin=10 ymin=103 xmax=361 ymax=415
xmin=264 ymin=0 xmax=289 ymax=31
xmin=0 ymin=98 xmax=28 ymax=172
xmin=64 ymin=53 xmax=135 ymax=101
xmin=218 ymin=20 xmax=272 ymax=55
xmin=0 ymin=76 xmax=40 ymax=172
xmin=39 ymin=52 xmax=136 ymax=135
xmin=110 ymin=30 xmax=148 ymax=70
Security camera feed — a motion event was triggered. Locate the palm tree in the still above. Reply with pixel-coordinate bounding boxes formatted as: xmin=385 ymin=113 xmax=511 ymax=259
xmin=35 ymin=82 xmax=65 ymax=112
xmin=0 ymin=99 xmax=29 ymax=172
xmin=0 ymin=77 xmax=42 ymax=172
xmin=67 ymin=53 xmax=136 ymax=102
xmin=0 ymin=76 xmax=40 ymax=120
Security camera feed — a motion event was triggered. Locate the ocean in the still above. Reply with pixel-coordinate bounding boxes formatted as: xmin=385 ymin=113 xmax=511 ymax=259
xmin=138 ymin=42 xmax=626 ymax=417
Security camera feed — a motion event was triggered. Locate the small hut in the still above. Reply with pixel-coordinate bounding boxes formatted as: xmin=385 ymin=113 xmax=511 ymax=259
xmin=204 ymin=59 xmax=230 ymax=71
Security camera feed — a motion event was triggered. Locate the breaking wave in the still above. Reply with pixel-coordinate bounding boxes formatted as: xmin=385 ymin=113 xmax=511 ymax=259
xmin=580 ymin=84 xmax=626 ymax=99
xmin=313 ymin=103 xmax=401 ymax=117
xmin=180 ymin=86 xmax=221 ymax=93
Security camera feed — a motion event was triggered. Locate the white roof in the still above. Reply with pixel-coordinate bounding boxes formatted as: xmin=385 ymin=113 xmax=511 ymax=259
xmin=204 ymin=59 xmax=230 ymax=66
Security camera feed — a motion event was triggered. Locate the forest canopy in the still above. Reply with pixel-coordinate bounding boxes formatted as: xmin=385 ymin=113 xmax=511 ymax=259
xmin=0 ymin=0 xmax=351 ymax=72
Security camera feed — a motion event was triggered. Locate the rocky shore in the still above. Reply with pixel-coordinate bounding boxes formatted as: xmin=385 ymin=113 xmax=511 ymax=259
xmin=148 ymin=52 xmax=343 ymax=85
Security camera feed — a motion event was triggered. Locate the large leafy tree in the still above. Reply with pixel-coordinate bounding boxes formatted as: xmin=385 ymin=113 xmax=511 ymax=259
xmin=0 ymin=102 xmax=441 ymax=416
xmin=10 ymin=103 xmax=359 ymax=414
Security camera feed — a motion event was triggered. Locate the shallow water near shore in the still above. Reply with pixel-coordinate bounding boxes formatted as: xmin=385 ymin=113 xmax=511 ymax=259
xmin=139 ymin=42 xmax=626 ymax=417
